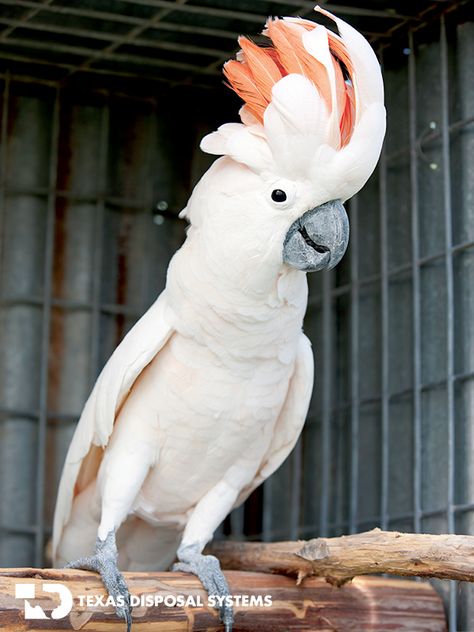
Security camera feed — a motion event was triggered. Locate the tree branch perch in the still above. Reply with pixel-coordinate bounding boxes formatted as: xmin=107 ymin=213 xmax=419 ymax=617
xmin=0 ymin=567 xmax=446 ymax=631
xmin=207 ymin=528 xmax=474 ymax=585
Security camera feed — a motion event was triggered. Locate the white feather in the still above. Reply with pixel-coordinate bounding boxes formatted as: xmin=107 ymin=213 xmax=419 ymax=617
xmin=201 ymin=123 xmax=273 ymax=174
xmin=52 ymin=292 xmax=174 ymax=559
xmin=233 ymin=334 xmax=314 ymax=507
xmin=200 ymin=122 xmax=243 ymax=155
xmin=315 ymin=6 xmax=384 ymax=120
xmin=264 ymin=74 xmax=330 ymax=176
xmin=302 ymin=25 xmax=340 ymax=147
xmin=321 ymin=103 xmax=386 ymax=201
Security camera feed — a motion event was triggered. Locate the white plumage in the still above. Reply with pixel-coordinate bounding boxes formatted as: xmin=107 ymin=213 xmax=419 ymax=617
xmin=52 ymin=8 xmax=385 ymax=611
xmin=54 ymin=223 xmax=313 ymax=568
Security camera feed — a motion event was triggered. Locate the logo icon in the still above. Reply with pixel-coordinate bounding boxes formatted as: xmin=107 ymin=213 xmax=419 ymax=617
xmin=15 ymin=583 xmax=73 ymax=619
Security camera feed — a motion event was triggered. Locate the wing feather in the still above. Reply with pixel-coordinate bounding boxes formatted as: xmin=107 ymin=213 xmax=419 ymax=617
xmin=52 ymin=291 xmax=175 ymax=560
xmin=233 ymin=333 xmax=314 ymax=508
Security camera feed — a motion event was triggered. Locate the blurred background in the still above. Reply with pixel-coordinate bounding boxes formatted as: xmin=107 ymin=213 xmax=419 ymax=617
xmin=0 ymin=0 xmax=472 ymax=629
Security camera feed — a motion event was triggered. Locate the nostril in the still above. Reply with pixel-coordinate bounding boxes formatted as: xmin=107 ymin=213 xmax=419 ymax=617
xmin=298 ymin=226 xmax=330 ymax=255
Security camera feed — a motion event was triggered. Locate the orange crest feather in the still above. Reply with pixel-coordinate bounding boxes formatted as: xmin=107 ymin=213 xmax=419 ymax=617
xmin=223 ymin=60 xmax=269 ymax=122
xmin=266 ymin=20 xmax=332 ymax=110
xmin=224 ymin=15 xmax=356 ymax=147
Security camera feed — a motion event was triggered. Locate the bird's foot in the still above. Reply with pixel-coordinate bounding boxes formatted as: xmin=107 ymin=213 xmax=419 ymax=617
xmin=173 ymin=544 xmax=233 ymax=631
xmin=65 ymin=530 xmax=132 ymax=632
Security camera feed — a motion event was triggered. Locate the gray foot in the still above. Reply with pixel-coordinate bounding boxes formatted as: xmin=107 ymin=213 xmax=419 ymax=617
xmin=173 ymin=544 xmax=233 ymax=632
xmin=66 ymin=530 xmax=131 ymax=632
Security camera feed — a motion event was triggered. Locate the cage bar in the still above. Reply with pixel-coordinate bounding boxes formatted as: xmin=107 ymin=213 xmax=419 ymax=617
xmin=379 ymin=94 xmax=389 ymax=532
xmin=408 ymin=28 xmax=423 ymax=536
xmin=440 ymin=15 xmax=457 ymax=630
xmin=349 ymin=196 xmax=360 ymax=534
xmin=34 ymin=87 xmax=60 ymax=565
xmin=319 ymin=270 xmax=333 ymax=537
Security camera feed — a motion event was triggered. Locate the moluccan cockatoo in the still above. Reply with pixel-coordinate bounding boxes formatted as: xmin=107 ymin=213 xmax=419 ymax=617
xmin=53 ymin=7 xmax=385 ymax=631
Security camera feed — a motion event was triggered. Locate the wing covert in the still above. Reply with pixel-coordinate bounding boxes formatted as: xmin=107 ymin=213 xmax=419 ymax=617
xmin=234 ymin=333 xmax=314 ymax=508
xmin=52 ymin=291 xmax=175 ymax=559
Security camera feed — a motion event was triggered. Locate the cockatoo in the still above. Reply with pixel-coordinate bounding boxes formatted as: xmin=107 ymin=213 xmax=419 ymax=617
xmin=53 ymin=7 xmax=385 ymax=631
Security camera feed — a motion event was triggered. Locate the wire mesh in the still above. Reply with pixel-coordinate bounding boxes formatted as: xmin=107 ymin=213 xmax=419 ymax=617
xmin=0 ymin=78 xmax=198 ymax=566
xmin=297 ymin=15 xmax=474 ymax=631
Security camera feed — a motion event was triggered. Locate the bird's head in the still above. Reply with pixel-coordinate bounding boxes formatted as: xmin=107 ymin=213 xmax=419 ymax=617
xmin=183 ymin=7 xmax=385 ymax=276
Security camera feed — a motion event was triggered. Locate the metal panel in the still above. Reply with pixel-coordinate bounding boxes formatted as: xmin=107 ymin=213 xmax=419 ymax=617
xmin=0 ymin=80 xmax=188 ymax=565
xmin=0 ymin=81 xmax=54 ymax=564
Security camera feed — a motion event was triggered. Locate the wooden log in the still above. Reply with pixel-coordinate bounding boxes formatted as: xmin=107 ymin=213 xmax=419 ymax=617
xmin=208 ymin=528 xmax=474 ymax=585
xmin=0 ymin=567 xmax=445 ymax=631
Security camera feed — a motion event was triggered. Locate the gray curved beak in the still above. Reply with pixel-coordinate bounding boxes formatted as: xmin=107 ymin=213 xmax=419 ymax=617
xmin=282 ymin=199 xmax=349 ymax=272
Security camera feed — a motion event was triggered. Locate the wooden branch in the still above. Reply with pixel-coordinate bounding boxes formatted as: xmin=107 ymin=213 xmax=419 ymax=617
xmin=0 ymin=567 xmax=446 ymax=631
xmin=208 ymin=528 xmax=474 ymax=585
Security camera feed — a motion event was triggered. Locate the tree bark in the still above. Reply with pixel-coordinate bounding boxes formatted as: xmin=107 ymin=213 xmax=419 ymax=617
xmin=0 ymin=567 xmax=446 ymax=631
xmin=207 ymin=528 xmax=474 ymax=585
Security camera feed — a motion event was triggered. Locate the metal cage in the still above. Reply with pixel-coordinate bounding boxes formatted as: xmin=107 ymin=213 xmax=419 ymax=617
xmin=0 ymin=1 xmax=472 ymax=630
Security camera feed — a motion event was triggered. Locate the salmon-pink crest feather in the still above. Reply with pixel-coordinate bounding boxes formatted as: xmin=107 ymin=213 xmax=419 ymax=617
xmin=224 ymin=10 xmax=357 ymax=148
xmin=203 ymin=6 xmax=385 ymax=203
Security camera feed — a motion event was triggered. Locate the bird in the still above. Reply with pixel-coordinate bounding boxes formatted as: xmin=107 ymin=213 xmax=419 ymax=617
xmin=52 ymin=6 xmax=385 ymax=631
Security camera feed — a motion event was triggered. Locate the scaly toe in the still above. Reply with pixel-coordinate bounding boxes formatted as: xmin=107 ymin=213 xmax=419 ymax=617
xmin=65 ymin=531 xmax=132 ymax=632
xmin=174 ymin=548 xmax=233 ymax=629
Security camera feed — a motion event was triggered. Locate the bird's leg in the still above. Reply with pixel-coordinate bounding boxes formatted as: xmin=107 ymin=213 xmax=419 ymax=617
xmin=66 ymin=530 xmax=132 ymax=632
xmin=64 ymin=430 xmax=152 ymax=631
xmin=173 ymin=542 xmax=233 ymax=631
xmin=171 ymin=480 xmax=241 ymax=631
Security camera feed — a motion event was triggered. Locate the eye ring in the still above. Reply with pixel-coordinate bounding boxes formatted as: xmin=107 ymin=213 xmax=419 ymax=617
xmin=271 ymin=189 xmax=287 ymax=203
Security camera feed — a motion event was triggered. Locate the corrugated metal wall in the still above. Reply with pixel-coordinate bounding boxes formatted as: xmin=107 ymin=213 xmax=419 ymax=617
xmin=0 ymin=12 xmax=473 ymax=632
xmin=0 ymin=82 xmax=195 ymax=566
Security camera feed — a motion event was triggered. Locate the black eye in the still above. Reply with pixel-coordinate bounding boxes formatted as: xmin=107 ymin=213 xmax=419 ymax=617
xmin=271 ymin=189 xmax=287 ymax=203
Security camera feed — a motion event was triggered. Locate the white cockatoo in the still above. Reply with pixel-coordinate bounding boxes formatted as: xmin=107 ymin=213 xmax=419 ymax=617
xmin=53 ymin=7 xmax=385 ymax=631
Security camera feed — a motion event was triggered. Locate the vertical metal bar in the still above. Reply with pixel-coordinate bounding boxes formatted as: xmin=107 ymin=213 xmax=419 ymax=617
xmin=0 ymin=73 xmax=10 ymax=275
xmin=262 ymin=477 xmax=273 ymax=541
xmin=35 ymin=87 xmax=60 ymax=565
xmin=379 ymin=62 xmax=390 ymax=531
xmin=89 ymin=102 xmax=109 ymax=380
xmin=408 ymin=29 xmax=422 ymax=535
xmin=320 ymin=269 xmax=333 ymax=536
xmin=440 ymin=15 xmax=456 ymax=630
xmin=230 ymin=505 xmax=245 ymax=539
xmin=0 ymin=76 xmax=10 ymax=551
xmin=140 ymin=98 xmax=158 ymax=310
xmin=349 ymin=195 xmax=360 ymax=534
xmin=289 ymin=439 xmax=302 ymax=539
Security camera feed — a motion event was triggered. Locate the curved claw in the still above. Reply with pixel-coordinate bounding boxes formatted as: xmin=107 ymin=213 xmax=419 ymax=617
xmin=117 ymin=602 xmax=132 ymax=632
xmin=222 ymin=603 xmax=234 ymax=632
